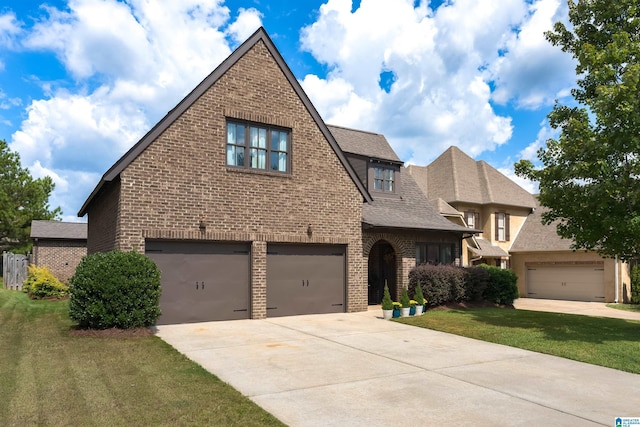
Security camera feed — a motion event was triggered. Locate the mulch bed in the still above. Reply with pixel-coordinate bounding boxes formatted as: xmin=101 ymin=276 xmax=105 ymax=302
xmin=69 ymin=326 xmax=155 ymax=338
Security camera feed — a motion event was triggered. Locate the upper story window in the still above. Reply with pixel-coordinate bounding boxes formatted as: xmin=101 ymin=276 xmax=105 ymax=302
xmin=465 ymin=211 xmax=480 ymax=229
xmin=495 ymin=212 xmax=510 ymax=241
xmin=416 ymin=242 xmax=457 ymax=265
xmin=226 ymin=121 xmax=290 ymax=173
xmin=373 ymin=166 xmax=394 ymax=192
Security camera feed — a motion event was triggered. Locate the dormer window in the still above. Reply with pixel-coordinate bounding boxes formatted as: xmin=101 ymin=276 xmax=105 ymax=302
xmin=373 ymin=167 xmax=394 ymax=192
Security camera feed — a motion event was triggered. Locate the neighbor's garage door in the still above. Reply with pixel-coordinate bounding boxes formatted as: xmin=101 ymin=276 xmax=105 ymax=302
xmin=526 ymin=265 xmax=605 ymax=302
xmin=146 ymin=240 xmax=250 ymax=324
xmin=267 ymin=244 xmax=345 ymax=317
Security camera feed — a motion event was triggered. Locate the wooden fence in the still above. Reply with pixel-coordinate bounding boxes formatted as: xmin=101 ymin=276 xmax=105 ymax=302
xmin=2 ymin=252 xmax=29 ymax=290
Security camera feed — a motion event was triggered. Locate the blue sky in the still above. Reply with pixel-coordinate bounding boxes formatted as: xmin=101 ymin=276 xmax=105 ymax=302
xmin=0 ymin=0 xmax=576 ymax=222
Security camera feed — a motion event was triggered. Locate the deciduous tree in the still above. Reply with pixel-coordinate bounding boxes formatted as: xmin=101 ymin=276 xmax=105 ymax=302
xmin=516 ymin=0 xmax=640 ymax=260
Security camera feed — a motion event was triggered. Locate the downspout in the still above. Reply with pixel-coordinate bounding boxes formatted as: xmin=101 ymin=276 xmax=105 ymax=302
xmin=615 ymin=255 xmax=619 ymax=303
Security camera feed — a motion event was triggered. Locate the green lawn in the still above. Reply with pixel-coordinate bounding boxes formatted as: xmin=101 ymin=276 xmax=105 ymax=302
xmin=0 ymin=288 xmax=285 ymax=427
xmin=607 ymin=303 xmax=640 ymax=313
xmin=398 ymin=308 xmax=640 ymax=374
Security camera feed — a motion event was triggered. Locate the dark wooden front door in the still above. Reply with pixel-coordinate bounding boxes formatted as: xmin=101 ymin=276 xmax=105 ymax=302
xmin=146 ymin=240 xmax=250 ymax=324
xmin=266 ymin=244 xmax=345 ymax=317
xmin=368 ymin=240 xmax=396 ymax=304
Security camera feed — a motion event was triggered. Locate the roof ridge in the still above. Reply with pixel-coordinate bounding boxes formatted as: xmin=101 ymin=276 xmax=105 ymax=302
xmin=477 ymin=161 xmax=492 ymax=203
xmin=326 ymin=124 xmax=382 ymax=136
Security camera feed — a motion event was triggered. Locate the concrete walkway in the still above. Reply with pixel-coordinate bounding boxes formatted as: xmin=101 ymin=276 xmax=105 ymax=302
xmin=156 ymin=305 xmax=640 ymax=427
xmin=514 ymin=298 xmax=640 ymax=321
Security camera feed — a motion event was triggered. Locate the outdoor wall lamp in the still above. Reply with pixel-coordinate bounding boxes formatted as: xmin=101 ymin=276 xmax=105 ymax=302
xmin=307 ymin=224 xmax=313 ymax=237
xmin=199 ymin=219 xmax=206 ymax=232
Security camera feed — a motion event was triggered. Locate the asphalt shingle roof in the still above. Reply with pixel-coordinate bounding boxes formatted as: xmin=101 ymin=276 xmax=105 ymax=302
xmin=327 ymin=125 xmax=402 ymax=163
xmin=409 ymin=146 xmax=537 ymax=209
xmin=30 ymin=220 xmax=87 ymax=240
xmin=469 ymin=237 xmax=510 ymax=257
xmin=328 ymin=126 xmax=471 ymax=233
xmin=510 ymin=202 xmax=573 ymax=252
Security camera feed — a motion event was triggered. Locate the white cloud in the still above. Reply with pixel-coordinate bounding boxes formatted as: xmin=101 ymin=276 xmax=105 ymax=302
xmin=489 ymin=0 xmax=576 ymax=109
xmin=0 ymin=12 xmax=22 ymax=49
xmin=226 ymin=7 xmax=263 ymax=43
xmin=299 ymin=0 xmax=557 ymax=166
xmin=497 ymin=166 xmax=538 ymax=194
xmin=9 ymin=0 xmax=262 ymax=218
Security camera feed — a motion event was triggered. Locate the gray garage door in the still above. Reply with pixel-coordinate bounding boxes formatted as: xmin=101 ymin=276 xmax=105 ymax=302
xmin=526 ymin=265 xmax=605 ymax=302
xmin=146 ymin=240 xmax=250 ymax=324
xmin=267 ymin=244 xmax=345 ymax=317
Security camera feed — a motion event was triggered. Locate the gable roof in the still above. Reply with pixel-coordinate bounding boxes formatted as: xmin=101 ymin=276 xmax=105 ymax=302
xmin=469 ymin=237 xmax=510 ymax=257
xmin=30 ymin=220 xmax=87 ymax=240
xmin=510 ymin=202 xmax=573 ymax=252
xmin=327 ymin=125 xmax=402 ymax=163
xmin=78 ymin=27 xmax=371 ymax=216
xmin=408 ymin=146 xmax=536 ymax=209
xmin=431 ymin=198 xmax=461 ymax=217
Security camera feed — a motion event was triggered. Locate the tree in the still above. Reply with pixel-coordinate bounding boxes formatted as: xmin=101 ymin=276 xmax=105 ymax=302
xmin=0 ymin=139 xmax=61 ymax=253
xmin=515 ymin=0 xmax=640 ymax=260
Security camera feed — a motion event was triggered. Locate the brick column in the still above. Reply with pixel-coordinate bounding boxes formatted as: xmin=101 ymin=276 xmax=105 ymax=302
xmin=251 ymin=240 xmax=267 ymax=319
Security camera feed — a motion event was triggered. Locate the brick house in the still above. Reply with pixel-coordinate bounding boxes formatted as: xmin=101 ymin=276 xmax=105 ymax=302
xmin=409 ymin=146 xmax=629 ymax=303
xmin=328 ymin=126 xmax=472 ymax=303
xmin=30 ymin=220 xmax=87 ymax=283
xmin=78 ymin=27 xmax=472 ymax=324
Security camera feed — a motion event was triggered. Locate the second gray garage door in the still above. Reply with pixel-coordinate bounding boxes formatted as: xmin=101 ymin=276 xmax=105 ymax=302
xmin=267 ymin=244 xmax=346 ymax=317
xmin=146 ymin=240 xmax=250 ymax=324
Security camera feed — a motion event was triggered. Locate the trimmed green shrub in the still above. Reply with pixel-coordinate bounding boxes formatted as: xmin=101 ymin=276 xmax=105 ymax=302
xmin=69 ymin=250 xmax=161 ymax=329
xmin=463 ymin=266 xmax=489 ymax=302
xmin=631 ymin=265 xmax=640 ymax=304
xmin=408 ymin=264 xmax=465 ymax=306
xmin=400 ymin=288 xmax=411 ymax=308
xmin=23 ymin=265 xmax=69 ymax=299
xmin=480 ymin=264 xmax=519 ymax=305
xmin=381 ymin=282 xmax=394 ymax=310
xmin=413 ymin=281 xmax=425 ymax=306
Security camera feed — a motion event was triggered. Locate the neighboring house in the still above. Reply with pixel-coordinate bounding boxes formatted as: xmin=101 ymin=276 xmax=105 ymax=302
xmin=510 ymin=203 xmax=630 ymax=303
xmin=328 ymin=125 xmax=473 ymax=304
xmin=408 ymin=146 xmax=536 ymax=267
xmin=78 ymin=28 xmax=473 ymax=324
xmin=410 ymin=146 xmax=629 ymax=303
xmin=30 ymin=220 xmax=87 ymax=283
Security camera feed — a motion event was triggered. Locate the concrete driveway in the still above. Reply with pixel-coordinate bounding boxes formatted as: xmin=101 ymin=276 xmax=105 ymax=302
xmin=156 ymin=305 xmax=639 ymax=427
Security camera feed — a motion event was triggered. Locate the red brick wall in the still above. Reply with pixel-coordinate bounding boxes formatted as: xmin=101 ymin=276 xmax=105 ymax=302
xmin=33 ymin=239 xmax=87 ymax=283
xmin=90 ymin=41 xmax=365 ymax=315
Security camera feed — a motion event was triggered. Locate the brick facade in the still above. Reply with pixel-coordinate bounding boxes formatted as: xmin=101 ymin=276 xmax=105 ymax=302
xmin=32 ymin=239 xmax=87 ymax=283
xmin=84 ymin=38 xmax=366 ymax=316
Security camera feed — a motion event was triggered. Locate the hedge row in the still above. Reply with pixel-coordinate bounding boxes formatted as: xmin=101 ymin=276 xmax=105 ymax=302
xmin=408 ymin=264 xmax=518 ymax=306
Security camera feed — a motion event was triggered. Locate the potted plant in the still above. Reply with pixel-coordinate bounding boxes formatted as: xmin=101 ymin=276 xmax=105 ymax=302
xmin=392 ymin=302 xmax=401 ymax=318
xmin=381 ymin=282 xmax=394 ymax=320
xmin=409 ymin=300 xmax=417 ymax=316
xmin=413 ymin=282 xmax=425 ymax=315
xmin=400 ymin=288 xmax=411 ymax=317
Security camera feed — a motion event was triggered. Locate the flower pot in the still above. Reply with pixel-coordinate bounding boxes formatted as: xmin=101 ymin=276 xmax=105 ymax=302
xmin=400 ymin=307 xmax=411 ymax=317
xmin=409 ymin=306 xmax=416 ymax=316
xmin=414 ymin=305 xmax=424 ymax=315
xmin=392 ymin=308 xmax=400 ymax=318
xmin=382 ymin=309 xmax=393 ymax=320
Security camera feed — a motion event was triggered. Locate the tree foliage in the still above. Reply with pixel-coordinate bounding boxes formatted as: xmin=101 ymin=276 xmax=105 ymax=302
xmin=0 ymin=139 xmax=61 ymax=253
xmin=515 ymin=0 xmax=640 ymax=260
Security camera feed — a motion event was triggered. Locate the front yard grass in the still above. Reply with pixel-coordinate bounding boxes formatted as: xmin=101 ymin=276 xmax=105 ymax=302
xmin=607 ymin=303 xmax=640 ymax=313
xmin=0 ymin=288 xmax=284 ymax=427
xmin=398 ymin=307 xmax=640 ymax=374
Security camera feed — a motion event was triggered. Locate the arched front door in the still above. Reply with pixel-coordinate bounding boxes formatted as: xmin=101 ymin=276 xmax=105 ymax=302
xmin=368 ymin=240 xmax=397 ymax=305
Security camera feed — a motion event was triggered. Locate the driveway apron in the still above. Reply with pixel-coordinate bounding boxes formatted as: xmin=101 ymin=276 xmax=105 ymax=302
xmin=155 ymin=310 xmax=639 ymax=427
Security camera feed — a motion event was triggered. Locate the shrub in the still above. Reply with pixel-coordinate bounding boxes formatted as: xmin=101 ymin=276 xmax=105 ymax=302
xmin=400 ymin=288 xmax=411 ymax=308
xmin=23 ymin=265 xmax=69 ymax=299
xmin=381 ymin=282 xmax=394 ymax=310
xmin=480 ymin=264 xmax=519 ymax=305
xmin=631 ymin=265 xmax=640 ymax=304
xmin=463 ymin=266 xmax=489 ymax=302
xmin=409 ymin=264 xmax=465 ymax=306
xmin=69 ymin=250 xmax=161 ymax=329
xmin=413 ymin=281 xmax=425 ymax=306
